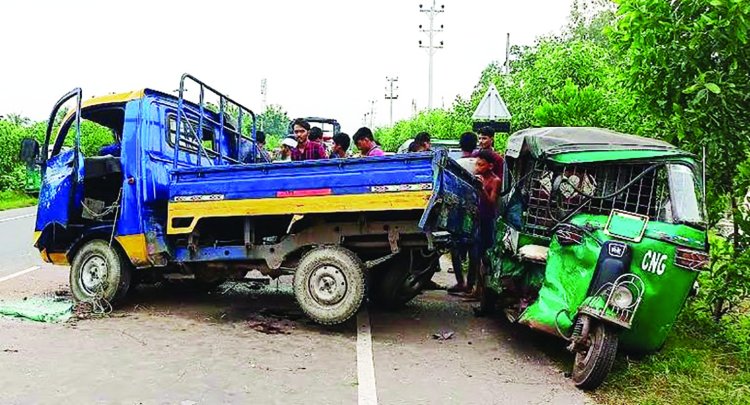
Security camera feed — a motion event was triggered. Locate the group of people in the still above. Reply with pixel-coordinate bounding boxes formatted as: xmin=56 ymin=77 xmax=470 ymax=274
xmin=258 ymin=118 xmax=385 ymax=163
xmin=255 ymin=119 xmax=504 ymax=300
xmin=447 ymin=126 xmax=504 ymax=301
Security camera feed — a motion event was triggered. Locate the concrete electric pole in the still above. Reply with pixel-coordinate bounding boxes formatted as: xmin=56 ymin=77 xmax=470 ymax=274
xmin=384 ymin=77 xmax=399 ymax=126
xmin=418 ymin=1 xmax=444 ymax=111
xmin=259 ymin=78 xmax=267 ymax=130
xmin=504 ymin=33 xmax=511 ymax=74
xmin=368 ymin=99 xmax=376 ymax=128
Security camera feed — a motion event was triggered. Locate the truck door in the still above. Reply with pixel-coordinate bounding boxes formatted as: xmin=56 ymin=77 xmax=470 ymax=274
xmin=35 ymin=89 xmax=84 ymax=230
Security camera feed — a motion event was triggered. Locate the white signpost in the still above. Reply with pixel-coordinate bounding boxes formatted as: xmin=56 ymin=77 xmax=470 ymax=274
xmin=472 ymin=83 xmax=511 ymax=132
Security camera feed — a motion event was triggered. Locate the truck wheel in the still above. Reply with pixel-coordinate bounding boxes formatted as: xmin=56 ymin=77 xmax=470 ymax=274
xmin=70 ymin=239 xmax=132 ymax=306
xmin=293 ymin=246 xmax=365 ymax=325
xmin=375 ymin=264 xmax=434 ymax=310
xmin=571 ymin=320 xmax=619 ymax=390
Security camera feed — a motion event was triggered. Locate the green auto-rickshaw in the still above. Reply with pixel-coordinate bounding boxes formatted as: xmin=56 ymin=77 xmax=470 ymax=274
xmin=481 ymin=127 xmax=708 ymax=390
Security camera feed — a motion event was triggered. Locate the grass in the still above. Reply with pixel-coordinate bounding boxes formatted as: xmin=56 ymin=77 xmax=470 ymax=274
xmin=0 ymin=190 xmax=37 ymax=211
xmin=593 ymin=304 xmax=750 ymax=405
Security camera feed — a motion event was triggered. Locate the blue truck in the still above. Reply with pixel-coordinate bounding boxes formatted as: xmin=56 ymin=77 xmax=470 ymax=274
xmin=23 ymin=75 xmax=480 ymax=325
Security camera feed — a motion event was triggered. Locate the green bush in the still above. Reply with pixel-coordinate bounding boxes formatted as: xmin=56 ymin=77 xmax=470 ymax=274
xmin=0 ymin=120 xmax=31 ymax=190
xmin=374 ymin=108 xmax=472 ymax=152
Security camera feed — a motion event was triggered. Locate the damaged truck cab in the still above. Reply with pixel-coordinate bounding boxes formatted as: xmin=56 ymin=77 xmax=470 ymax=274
xmin=29 ymin=75 xmax=480 ymax=325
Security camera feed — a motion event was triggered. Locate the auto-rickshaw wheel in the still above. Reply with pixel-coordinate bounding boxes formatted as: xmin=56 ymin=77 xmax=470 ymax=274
xmin=571 ymin=318 xmax=618 ymax=390
xmin=70 ymin=239 xmax=132 ymax=306
xmin=293 ymin=246 xmax=365 ymax=325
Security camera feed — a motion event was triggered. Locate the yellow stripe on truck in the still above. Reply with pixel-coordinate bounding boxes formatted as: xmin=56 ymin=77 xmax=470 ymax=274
xmin=167 ymin=191 xmax=432 ymax=235
xmin=115 ymin=234 xmax=150 ymax=267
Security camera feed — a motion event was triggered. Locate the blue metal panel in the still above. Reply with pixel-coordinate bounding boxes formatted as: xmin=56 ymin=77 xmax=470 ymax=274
xmin=35 ymin=148 xmax=83 ymax=231
xmin=169 ymin=154 xmax=436 ymax=201
xmin=115 ymin=99 xmax=145 ymax=237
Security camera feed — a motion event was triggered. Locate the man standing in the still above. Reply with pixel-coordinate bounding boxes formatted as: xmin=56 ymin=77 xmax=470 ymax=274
xmin=448 ymin=131 xmax=480 ymax=294
xmin=473 ymin=126 xmax=504 ymax=180
xmin=456 ymin=132 xmax=478 ymax=174
xmin=291 ymin=118 xmax=326 ymax=161
xmin=330 ymin=132 xmax=351 ymax=159
xmin=353 ymin=127 xmax=385 ymax=157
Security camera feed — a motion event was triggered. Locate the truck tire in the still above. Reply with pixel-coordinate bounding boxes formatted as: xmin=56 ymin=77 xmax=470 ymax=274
xmin=571 ymin=320 xmax=619 ymax=390
xmin=70 ymin=239 xmax=132 ymax=306
xmin=375 ymin=264 xmax=434 ymax=310
xmin=293 ymin=246 xmax=365 ymax=325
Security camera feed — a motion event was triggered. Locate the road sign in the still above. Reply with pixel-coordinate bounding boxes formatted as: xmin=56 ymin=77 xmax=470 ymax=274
xmin=472 ymin=83 xmax=511 ymax=121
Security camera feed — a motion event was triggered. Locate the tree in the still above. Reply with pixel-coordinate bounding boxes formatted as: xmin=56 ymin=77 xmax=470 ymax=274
xmin=612 ymin=0 xmax=750 ymax=319
xmin=256 ymin=104 xmax=290 ymax=149
xmin=5 ymin=113 xmax=31 ymax=127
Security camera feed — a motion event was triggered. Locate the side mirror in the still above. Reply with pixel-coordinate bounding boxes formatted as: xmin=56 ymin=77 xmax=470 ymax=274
xmin=19 ymin=138 xmax=40 ymax=165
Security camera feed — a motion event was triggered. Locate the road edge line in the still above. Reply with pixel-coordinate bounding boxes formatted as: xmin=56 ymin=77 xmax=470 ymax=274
xmin=0 ymin=266 xmax=41 ymax=283
xmin=357 ymin=308 xmax=378 ymax=405
xmin=0 ymin=213 xmax=35 ymax=224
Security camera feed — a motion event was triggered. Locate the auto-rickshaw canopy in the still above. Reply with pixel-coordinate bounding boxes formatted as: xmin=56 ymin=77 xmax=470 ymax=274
xmin=506 ymin=127 xmax=692 ymax=164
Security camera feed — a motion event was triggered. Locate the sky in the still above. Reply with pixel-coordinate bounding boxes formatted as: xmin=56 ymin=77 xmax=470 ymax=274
xmin=0 ymin=0 xmax=573 ymax=134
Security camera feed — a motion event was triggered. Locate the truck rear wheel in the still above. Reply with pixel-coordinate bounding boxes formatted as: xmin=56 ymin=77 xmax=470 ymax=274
xmin=70 ymin=239 xmax=132 ymax=306
xmin=375 ymin=264 xmax=434 ymax=310
xmin=293 ymin=246 xmax=365 ymax=325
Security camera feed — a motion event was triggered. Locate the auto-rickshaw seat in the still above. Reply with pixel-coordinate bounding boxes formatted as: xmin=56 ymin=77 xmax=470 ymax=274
xmin=518 ymin=244 xmax=548 ymax=264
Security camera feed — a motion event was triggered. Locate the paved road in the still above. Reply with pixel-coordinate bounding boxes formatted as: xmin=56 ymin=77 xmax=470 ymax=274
xmin=0 ymin=206 xmax=590 ymax=405
xmin=0 ymin=206 xmax=42 ymax=278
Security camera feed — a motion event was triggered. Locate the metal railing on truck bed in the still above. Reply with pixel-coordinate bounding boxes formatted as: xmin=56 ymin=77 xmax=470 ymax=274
xmin=172 ymin=74 xmax=261 ymax=168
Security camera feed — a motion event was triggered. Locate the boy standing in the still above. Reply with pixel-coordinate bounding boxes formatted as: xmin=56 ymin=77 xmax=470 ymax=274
xmin=448 ymin=131 xmax=480 ymax=294
xmin=465 ymin=149 xmax=502 ymax=300
xmin=473 ymin=126 xmax=504 ymax=179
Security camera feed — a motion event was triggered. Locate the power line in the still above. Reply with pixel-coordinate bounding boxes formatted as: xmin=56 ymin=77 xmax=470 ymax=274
xmin=418 ymin=0 xmax=444 ymax=111
xmin=384 ymin=76 xmax=399 ymax=126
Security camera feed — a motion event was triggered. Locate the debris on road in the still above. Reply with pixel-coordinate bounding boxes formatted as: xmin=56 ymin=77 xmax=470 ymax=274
xmin=0 ymin=297 xmax=73 ymax=323
xmin=432 ymin=329 xmax=455 ymax=341
xmin=246 ymin=313 xmax=296 ymax=334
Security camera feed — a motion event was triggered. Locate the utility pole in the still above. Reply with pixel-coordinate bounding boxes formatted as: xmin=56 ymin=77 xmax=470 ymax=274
xmin=504 ymin=33 xmax=511 ymax=74
xmin=412 ymin=99 xmax=417 ymax=117
xmin=259 ymin=78 xmax=267 ymax=130
xmin=260 ymin=78 xmax=267 ymax=110
xmin=418 ymin=1 xmax=444 ymax=110
xmin=384 ymin=76 xmax=399 ymax=126
xmin=368 ymin=99 xmax=376 ymax=128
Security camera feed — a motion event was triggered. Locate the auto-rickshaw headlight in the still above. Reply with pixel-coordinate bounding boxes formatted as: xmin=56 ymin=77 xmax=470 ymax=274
xmin=611 ymin=286 xmax=634 ymax=309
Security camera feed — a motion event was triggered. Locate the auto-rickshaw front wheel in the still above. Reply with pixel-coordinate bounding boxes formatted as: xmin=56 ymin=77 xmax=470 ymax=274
xmin=70 ymin=239 xmax=132 ymax=306
xmin=571 ymin=317 xmax=618 ymax=390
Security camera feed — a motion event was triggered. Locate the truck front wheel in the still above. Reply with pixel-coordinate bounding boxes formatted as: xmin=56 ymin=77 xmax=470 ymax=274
xmin=293 ymin=246 xmax=365 ymax=325
xmin=70 ymin=239 xmax=132 ymax=306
